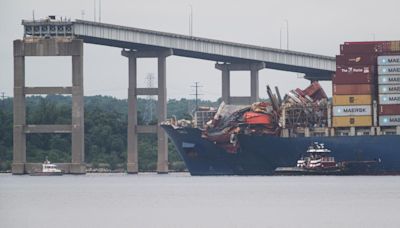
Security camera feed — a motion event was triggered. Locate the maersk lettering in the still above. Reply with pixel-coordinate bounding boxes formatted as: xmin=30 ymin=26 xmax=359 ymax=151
xmin=343 ymin=108 xmax=366 ymax=113
xmin=388 ymin=68 xmax=400 ymax=73
xmin=388 ymin=86 xmax=400 ymax=92
xmin=389 ymin=96 xmax=400 ymax=101
xmin=388 ymin=58 xmax=400 ymax=63
xmin=389 ymin=117 xmax=400 ymax=122
xmin=388 ymin=77 xmax=400 ymax=82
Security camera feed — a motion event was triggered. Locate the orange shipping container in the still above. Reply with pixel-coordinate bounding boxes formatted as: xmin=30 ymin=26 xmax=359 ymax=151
xmin=243 ymin=112 xmax=272 ymax=125
xmin=332 ymin=116 xmax=372 ymax=127
xmin=332 ymin=95 xmax=372 ymax=105
xmin=333 ymin=84 xmax=374 ymax=95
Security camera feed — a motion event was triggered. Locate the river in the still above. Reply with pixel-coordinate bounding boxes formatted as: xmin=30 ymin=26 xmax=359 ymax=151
xmin=1 ymin=173 xmax=399 ymax=228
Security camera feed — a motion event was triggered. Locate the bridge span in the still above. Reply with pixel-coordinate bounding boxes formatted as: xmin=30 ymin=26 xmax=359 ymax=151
xmin=12 ymin=18 xmax=335 ymax=175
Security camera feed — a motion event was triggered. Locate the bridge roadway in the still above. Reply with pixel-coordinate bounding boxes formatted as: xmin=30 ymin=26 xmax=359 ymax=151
xmin=23 ymin=19 xmax=335 ymax=80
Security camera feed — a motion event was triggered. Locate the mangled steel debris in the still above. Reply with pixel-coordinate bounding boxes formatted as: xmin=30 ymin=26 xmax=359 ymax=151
xmin=280 ymin=82 xmax=328 ymax=129
xmin=164 ymin=81 xmax=328 ymax=153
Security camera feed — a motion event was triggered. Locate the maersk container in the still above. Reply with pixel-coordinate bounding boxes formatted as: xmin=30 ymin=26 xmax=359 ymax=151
xmin=378 ymin=75 xmax=400 ymax=84
xmin=378 ymin=85 xmax=400 ymax=94
xmin=378 ymin=66 xmax=400 ymax=75
xmin=379 ymin=94 xmax=400 ymax=105
xmin=336 ymin=54 xmax=377 ymax=66
xmin=332 ymin=105 xmax=372 ymax=117
xmin=379 ymin=115 xmax=400 ymax=126
xmin=378 ymin=55 xmax=400 ymax=66
xmin=333 ymin=95 xmax=372 ymax=105
xmin=379 ymin=104 xmax=400 ymax=115
xmin=332 ymin=116 xmax=372 ymax=127
xmin=333 ymin=84 xmax=373 ymax=95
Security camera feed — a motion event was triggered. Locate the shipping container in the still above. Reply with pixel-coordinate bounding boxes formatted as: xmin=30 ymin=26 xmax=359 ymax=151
xmin=379 ymin=94 xmax=400 ymax=105
xmin=336 ymin=54 xmax=377 ymax=66
xmin=379 ymin=104 xmax=400 ymax=115
xmin=333 ymin=84 xmax=373 ymax=95
xmin=334 ymin=65 xmax=376 ymax=84
xmin=378 ymin=85 xmax=400 ymax=94
xmin=379 ymin=115 xmax=400 ymax=126
xmin=341 ymin=42 xmax=390 ymax=55
xmin=378 ymin=75 xmax=400 ymax=84
xmin=332 ymin=116 xmax=372 ymax=127
xmin=333 ymin=95 xmax=372 ymax=105
xmin=378 ymin=55 xmax=400 ymax=65
xmin=378 ymin=66 xmax=400 ymax=75
xmin=390 ymin=41 xmax=400 ymax=52
xmin=333 ymin=72 xmax=374 ymax=84
xmin=332 ymin=105 xmax=371 ymax=117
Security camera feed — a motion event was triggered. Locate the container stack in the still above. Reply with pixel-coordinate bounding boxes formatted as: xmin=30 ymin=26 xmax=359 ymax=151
xmin=377 ymin=55 xmax=400 ymax=126
xmin=332 ymin=44 xmax=377 ymax=127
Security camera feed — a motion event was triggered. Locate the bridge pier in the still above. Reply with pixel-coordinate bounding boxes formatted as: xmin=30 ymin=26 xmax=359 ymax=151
xmin=12 ymin=38 xmax=86 ymax=174
xmin=122 ymin=49 xmax=172 ymax=174
xmin=215 ymin=62 xmax=265 ymax=104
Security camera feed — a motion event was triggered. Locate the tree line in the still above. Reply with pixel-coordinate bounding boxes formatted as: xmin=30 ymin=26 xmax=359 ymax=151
xmin=0 ymin=95 xmax=218 ymax=172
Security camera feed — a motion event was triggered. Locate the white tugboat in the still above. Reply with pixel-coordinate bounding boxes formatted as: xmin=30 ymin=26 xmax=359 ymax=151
xmin=30 ymin=157 xmax=64 ymax=176
xmin=297 ymin=142 xmax=337 ymax=169
xmin=275 ymin=142 xmax=340 ymax=175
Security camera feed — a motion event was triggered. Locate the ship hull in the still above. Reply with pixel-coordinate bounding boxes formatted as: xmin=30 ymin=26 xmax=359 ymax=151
xmin=162 ymin=125 xmax=400 ymax=175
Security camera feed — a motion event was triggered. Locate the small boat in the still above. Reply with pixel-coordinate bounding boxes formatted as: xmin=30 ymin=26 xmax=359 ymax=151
xmin=275 ymin=142 xmax=383 ymax=175
xmin=30 ymin=158 xmax=64 ymax=176
xmin=275 ymin=142 xmax=341 ymax=175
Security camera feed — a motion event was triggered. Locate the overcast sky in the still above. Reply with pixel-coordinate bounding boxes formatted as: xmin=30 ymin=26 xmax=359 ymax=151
xmin=1 ymin=0 xmax=400 ymax=101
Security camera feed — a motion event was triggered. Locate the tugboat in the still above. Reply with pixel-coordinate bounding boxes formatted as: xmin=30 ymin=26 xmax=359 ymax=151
xmin=275 ymin=142 xmax=341 ymax=175
xmin=30 ymin=157 xmax=64 ymax=176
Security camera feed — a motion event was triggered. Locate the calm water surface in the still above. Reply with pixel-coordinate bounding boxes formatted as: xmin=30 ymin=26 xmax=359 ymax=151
xmin=1 ymin=173 xmax=400 ymax=228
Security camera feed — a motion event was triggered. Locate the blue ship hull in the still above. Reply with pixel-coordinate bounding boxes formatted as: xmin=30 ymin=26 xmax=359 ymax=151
xmin=162 ymin=125 xmax=400 ymax=175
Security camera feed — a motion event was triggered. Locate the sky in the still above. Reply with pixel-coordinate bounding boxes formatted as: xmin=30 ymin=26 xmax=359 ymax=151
xmin=1 ymin=0 xmax=400 ymax=101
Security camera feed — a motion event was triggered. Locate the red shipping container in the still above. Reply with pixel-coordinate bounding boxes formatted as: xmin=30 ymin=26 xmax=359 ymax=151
xmin=333 ymin=84 xmax=374 ymax=95
xmin=379 ymin=104 xmax=400 ymax=115
xmin=243 ymin=112 xmax=272 ymax=125
xmin=333 ymin=65 xmax=375 ymax=84
xmin=341 ymin=41 xmax=390 ymax=55
xmin=336 ymin=54 xmax=377 ymax=66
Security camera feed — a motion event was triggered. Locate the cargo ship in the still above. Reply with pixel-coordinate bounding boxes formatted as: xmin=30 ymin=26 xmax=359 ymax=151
xmin=162 ymin=41 xmax=400 ymax=175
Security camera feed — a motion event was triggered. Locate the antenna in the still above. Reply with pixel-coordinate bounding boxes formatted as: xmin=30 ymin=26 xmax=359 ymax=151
xmin=285 ymin=19 xmax=289 ymax=50
xmin=145 ymin=73 xmax=155 ymax=124
xmin=191 ymin=82 xmax=203 ymax=111
xmin=81 ymin=10 xmax=85 ymax=20
xmin=99 ymin=0 xmax=101 ymax=22
xmin=188 ymin=5 xmax=193 ymax=36
xmin=32 ymin=10 xmax=35 ymax=21
xmin=94 ymin=0 xmax=96 ymax=22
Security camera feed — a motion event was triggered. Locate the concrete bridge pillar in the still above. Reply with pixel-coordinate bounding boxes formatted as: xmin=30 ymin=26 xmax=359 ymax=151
xmin=122 ymin=49 xmax=172 ymax=174
xmin=12 ymin=42 xmax=26 ymax=174
xmin=215 ymin=62 xmax=265 ymax=105
xmin=12 ymin=38 xmax=85 ymax=174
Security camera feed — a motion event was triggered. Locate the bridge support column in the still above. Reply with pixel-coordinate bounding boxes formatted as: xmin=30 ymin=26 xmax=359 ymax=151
xmin=12 ymin=41 xmax=26 ymax=174
xmin=122 ymin=49 xmax=172 ymax=174
xmin=126 ymin=54 xmax=138 ymax=174
xmin=70 ymin=43 xmax=86 ymax=174
xmin=215 ymin=62 xmax=265 ymax=105
xmin=250 ymin=64 xmax=260 ymax=103
xmin=12 ymin=38 xmax=85 ymax=174
xmin=157 ymin=54 xmax=168 ymax=174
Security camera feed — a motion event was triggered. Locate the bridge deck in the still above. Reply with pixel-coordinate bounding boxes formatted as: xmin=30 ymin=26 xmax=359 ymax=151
xmin=22 ymin=19 xmax=335 ymax=79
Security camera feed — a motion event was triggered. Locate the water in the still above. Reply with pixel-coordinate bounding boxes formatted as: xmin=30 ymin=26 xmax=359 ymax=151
xmin=1 ymin=173 xmax=400 ymax=228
